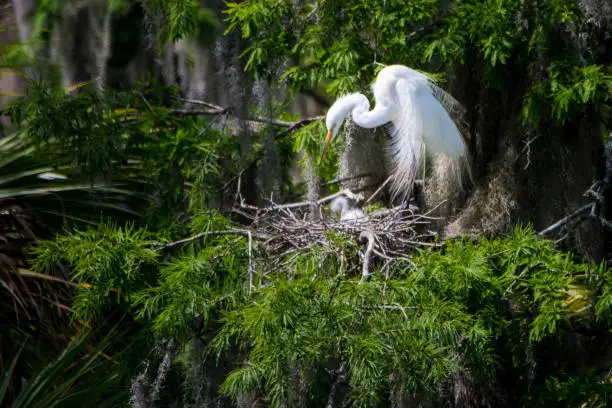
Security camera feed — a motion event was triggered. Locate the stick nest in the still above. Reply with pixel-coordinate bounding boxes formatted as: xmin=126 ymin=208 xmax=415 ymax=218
xmin=233 ymin=190 xmax=439 ymax=263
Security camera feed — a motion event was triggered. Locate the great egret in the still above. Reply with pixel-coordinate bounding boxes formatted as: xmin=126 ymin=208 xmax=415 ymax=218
xmin=321 ymin=65 xmax=470 ymax=201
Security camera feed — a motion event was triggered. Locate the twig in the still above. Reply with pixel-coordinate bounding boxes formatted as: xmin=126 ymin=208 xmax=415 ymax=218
xmin=182 ymin=97 xmax=325 ymax=199
xmin=262 ymin=189 xmax=364 ymax=210
xmin=247 ymin=231 xmax=254 ymax=293
xmin=366 ymin=305 xmax=419 ymax=312
xmin=537 ymin=203 xmax=594 ymax=236
xmin=537 ymin=182 xmax=612 ymax=236
xmin=359 ymin=231 xmax=376 ymax=284
xmin=366 ymin=175 xmax=393 ymax=203
xmin=178 ymin=98 xmax=224 ymax=110
xmin=170 ymin=108 xmax=229 ymax=116
xmin=136 ymin=91 xmax=154 ymax=111
xmin=154 ymin=229 xmax=264 ymax=248
xmin=406 ymin=23 xmax=433 ymax=40
xmin=274 ymin=116 xmax=325 ymax=140
xmin=178 ymin=97 xmax=323 ymax=130
xmin=585 ymin=181 xmax=604 ymax=202
xmin=16 ymin=268 xmax=80 ymax=288
xmin=248 ymin=115 xmax=295 ymax=127
xmin=372 ymin=248 xmax=393 ymax=260
xmin=234 ymin=172 xmax=243 ymax=205
xmin=320 ymin=174 xmax=370 ymax=188
xmin=521 ymin=135 xmax=540 ymax=170
xmin=381 ymin=259 xmax=393 ymax=297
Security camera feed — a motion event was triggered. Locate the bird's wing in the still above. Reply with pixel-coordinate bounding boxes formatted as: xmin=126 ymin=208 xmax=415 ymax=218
xmin=388 ymin=66 xmax=467 ymax=130
xmin=386 ymin=79 xmax=424 ymax=200
xmin=386 ymin=77 xmax=469 ymax=200
xmin=428 ymin=83 xmax=466 ymax=121
xmin=395 ymin=78 xmax=467 ymax=159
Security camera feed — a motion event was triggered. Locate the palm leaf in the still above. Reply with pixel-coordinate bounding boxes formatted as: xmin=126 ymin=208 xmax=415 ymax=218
xmin=0 ymin=343 xmax=24 ymax=403
xmin=0 ymin=130 xmax=146 ymax=392
xmin=4 ymin=326 xmax=129 ymax=408
xmin=0 ymin=132 xmax=144 ymax=224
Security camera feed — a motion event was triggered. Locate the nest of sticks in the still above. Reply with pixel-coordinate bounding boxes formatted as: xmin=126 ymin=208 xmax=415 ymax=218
xmin=233 ymin=190 xmax=441 ymax=281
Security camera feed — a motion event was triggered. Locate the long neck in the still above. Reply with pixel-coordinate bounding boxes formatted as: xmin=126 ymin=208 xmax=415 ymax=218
xmin=334 ymin=93 xmax=395 ymax=129
xmin=349 ymin=93 xmax=395 ymax=129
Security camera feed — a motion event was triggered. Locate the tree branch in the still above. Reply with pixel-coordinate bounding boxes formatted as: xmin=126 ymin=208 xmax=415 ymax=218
xmin=274 ymin=116 xmax=324 ymax=140
xmin=359 ymin=230 xmax=376 ymax=284
xmin=177 ymin=97 xmax=323 ymax=131
xmin=153 ymin=229 xmax=268 ymax=248
xmin=254 ymin=189 xmax=365 ymax=211
xmin=537 ymin=203 xmax=594 ymax=236
xmin=247 ymin=231 xmax=254 ymax=294
xmin=320 ymin=174 xmax=371 ymax=187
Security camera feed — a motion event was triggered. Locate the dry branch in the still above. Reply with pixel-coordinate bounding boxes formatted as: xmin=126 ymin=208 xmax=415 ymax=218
xmin=537 ymin=204 xmax=594 ymax=236
xmin=155 ymin=229 xmax=268 ymax=248
xmin=229 ymin=190 xmax=436 ymax=281
xmin=247 ymin=230 xmax=254 ymax=293
xmin=178 ymin=97 xmax=323 ymax=132
xmin=359 ymin=230 xmax=376 ymax=283
xmin=537 ymin=182 xmax=612 ymax=236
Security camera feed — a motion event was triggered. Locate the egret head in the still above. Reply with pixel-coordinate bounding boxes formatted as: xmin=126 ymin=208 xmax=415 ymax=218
xmin=321 ymin=93 xmax=369 ymax=160
xmin=321 ymin=104 xmax=347 ymax=160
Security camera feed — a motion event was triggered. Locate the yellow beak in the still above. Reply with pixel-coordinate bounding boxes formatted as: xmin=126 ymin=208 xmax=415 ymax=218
xmin=320 ymin=130 xmax=333 ymax=160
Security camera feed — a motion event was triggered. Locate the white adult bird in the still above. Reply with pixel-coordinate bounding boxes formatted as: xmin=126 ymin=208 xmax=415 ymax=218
xmin=330 ymin=196 xmax=366 ymax=221
xmin=321 ymin=64 xmax=470 ymax=201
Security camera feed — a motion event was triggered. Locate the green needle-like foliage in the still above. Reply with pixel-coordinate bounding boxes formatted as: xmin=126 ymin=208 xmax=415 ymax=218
xmin=207 ymin=226 xmax=605 ymax=406
xmin=4 ymin=1 xmax=611 ymax=406
xmin=224 ymin=0 xmax=611 ymax=127
xmin=30 ymin=221 xmax=612 ymax=406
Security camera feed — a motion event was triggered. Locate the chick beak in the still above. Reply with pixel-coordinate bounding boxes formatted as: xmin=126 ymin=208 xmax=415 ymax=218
xmin=320 ymin=130 xmax=333 ymax=160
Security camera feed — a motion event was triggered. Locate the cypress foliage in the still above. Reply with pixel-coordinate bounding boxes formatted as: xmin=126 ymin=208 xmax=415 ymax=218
xmin=2 ymin=0 xmax=611 ymax=407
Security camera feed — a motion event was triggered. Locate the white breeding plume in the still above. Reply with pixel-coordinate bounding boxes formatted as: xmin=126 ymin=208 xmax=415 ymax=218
xmin=321 ymin=65 xmax=470 ymax=201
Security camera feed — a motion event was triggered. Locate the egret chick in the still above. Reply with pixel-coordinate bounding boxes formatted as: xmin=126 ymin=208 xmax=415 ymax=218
xmin=330 ymin=196 xmax=366 ymax=221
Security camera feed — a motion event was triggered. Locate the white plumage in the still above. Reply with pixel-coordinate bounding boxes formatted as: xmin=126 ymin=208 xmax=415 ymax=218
xmin=38 ymin=172 xmax=68 ymax=180
xmin=322 ymin=65 xmax=469 ymax=201
xmin=330 ymin=196 xmax=366 ymax=221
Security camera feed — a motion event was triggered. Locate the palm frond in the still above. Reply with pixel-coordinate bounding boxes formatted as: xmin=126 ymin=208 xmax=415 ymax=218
xmin=3 ymin=326 xmax=129 ymax=408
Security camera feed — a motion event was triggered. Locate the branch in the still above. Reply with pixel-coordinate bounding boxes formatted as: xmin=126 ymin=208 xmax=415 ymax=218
xmin=274 ymin=115 xmax=325 ymax=140
xmin=170 ymin=108 xmax=229 ymax=116
xmin=359 ymin=230 xmax=376 ymax=284
xmin=178 ymin=97 xmax=323 ymax=131
xmin=366 ymin=175 xmax=392 ymax=203
xmin=320 ymin=174 xmax=371 ymax=187
xmin=247 ymin=231 xmax=254 ymax=294
xmin=521 ymin=135 xmax=540 ymax=170
xmin=537 ymin=181 xmax=612 ymax=237
xmin=178 ymin=98 xmax=224 ymax=110
xmin=153 ymin=229 xmax=267 ymax=248
xmin=258 ymin=189 xmax=365 ymax=211
xmin=537 ymin=203 xmax=594 ymax=236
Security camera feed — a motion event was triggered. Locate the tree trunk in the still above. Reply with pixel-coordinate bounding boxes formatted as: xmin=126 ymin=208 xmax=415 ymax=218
xmin=443 ymin=10 xmax=611 ymax=260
